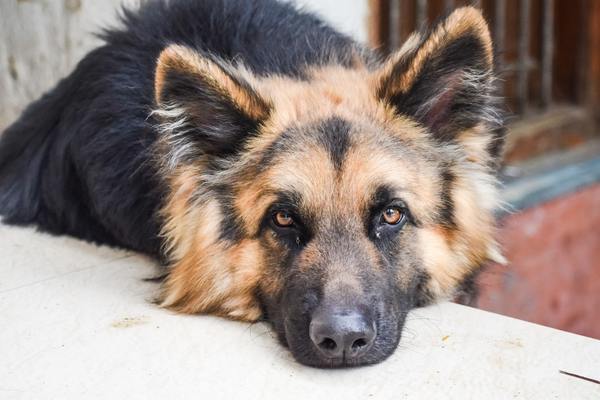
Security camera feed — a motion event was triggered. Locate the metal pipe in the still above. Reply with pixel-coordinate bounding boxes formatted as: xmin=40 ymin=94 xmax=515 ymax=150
xmin=517 ymin=0 xmax=531 ymax=114
xmin=416 ymin=0 xmax=428 ymax=29
xmin=389 ymin=0 xmax=402 ymax=51
xmin=444 ymin=0 xmax=453 ymax=14
xmin=541 ymin=0 xmax=555 ymax=108
xmin=494 ymin=0 xmax=506 ymax=56
xmin=494 ymin=0 xmax=506 ymax=95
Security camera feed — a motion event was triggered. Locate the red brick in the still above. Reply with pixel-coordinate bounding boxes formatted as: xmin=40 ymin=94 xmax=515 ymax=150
xmin=476 ymin=183 xmax=600 ymax=339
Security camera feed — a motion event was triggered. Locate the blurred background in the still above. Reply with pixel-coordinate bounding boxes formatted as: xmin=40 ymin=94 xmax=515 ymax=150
xmin=1 ymin=0 xmax=598 ymax=339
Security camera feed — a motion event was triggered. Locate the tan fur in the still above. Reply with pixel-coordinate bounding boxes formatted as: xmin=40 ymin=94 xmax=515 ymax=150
xmin=159 ymin=167 xmax=262 ymax=320
xmin=161 ymin=236 xmax=264 ymax=321
xmin=160 ymin=166 xmax=205 ymax=260
xmin=339 ymin=130 xmax=441 ymax=224
xmin=251 ymin=67 xmax=386 ymax=132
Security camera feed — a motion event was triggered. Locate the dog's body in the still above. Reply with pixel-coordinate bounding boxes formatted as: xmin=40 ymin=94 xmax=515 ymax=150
xmin=0 ymin=0 xmax=504 ymax=367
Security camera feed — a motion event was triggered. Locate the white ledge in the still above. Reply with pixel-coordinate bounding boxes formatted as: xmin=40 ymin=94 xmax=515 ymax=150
xmin=1 ymin=223 xmax=599 ymax=399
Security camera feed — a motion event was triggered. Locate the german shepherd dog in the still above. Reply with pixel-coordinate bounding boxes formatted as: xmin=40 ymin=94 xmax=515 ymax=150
xmin=0 ymin=0 xmax=504 ymax=367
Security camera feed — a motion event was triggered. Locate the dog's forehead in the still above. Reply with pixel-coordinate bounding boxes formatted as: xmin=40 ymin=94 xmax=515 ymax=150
xmin=252 ymin=66 xmax=380 ymax=126
xmin=261 ymin=117 xmax=442 ymax=219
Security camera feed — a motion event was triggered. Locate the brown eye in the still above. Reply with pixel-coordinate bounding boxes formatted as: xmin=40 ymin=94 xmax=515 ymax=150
xmin=274 ymin=211 xmax=294 ymax=227
xmin=382 ymin=207 xmax=403 ymax=225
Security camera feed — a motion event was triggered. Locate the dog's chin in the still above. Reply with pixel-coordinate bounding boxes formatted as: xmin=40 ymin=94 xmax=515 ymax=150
xmin=280 ymin=312 xmax=408 ymax=369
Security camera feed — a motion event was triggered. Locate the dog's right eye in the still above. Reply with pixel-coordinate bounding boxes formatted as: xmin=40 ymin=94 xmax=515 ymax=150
xmin=382 ymin=207 xmax=404 ymax=225
xmin=273 ymin=211 xmax=294 ymax=227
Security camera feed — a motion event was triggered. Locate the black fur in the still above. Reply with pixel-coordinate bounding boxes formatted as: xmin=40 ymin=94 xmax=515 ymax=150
xmin=0 ymin=0 xmax=363 ymax=256
xmin=257 ymin=117 xmax=352 ymax=173
xmin=439 ymin=166 xmax=457 ymax=229
xmin=315 ymin=118 xmax=352 ymax=171
xmin=212 ymin=183 xmax=246 ymax=242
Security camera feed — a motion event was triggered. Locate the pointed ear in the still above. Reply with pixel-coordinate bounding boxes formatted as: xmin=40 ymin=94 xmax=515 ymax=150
xmin=375 ymin=7 xmax=502 ymax=154
xmin=154 ymin=45 xmax=270 ymax=162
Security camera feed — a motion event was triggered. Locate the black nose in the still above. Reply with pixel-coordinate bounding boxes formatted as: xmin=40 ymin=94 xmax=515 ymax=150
xmin=309 ymin=307 xmax=376 ymax=360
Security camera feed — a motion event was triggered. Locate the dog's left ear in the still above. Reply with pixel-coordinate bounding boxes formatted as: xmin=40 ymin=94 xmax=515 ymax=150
xmin=153 ymin=45 xmax=270 ymax=164
xmin=375 ymin=7 xmax=502 ymax=158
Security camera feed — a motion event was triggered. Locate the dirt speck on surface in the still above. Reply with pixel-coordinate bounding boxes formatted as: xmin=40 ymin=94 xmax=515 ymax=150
xmin=505 ymin=338 xmax=524 ymax=348
xmin=111 ymin=316 xmax=149 ymax=328
xmin=8 ymin=56 xmax=18 ymax=81
xmin=64 ymin=0 xmax=82 ymax=12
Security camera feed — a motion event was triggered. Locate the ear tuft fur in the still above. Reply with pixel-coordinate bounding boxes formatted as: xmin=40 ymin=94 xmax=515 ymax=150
xmin=375 ymin=7 xmax=502 ymax=157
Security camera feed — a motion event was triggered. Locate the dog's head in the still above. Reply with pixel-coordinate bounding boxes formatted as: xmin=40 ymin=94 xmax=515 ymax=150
xmin=152 ymin=7 xmax=504 ymax=367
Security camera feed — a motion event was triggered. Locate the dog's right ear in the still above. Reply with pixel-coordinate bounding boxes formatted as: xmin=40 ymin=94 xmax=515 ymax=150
xmin=154 ymin=45 xmax=270 ymax=163
xmin=373 ymin=7 xmax=501 ymax=159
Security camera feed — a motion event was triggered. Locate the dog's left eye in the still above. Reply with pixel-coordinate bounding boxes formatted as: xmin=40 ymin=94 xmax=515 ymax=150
xmin=382 ymin=207 xmax=404 ymax=225
xmin=273 ymin=211 xmax=294 ymax=227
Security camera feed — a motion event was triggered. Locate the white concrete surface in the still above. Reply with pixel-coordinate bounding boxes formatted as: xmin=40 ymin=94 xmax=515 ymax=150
xmin=1 ymin=223 xmax=599 ymax=399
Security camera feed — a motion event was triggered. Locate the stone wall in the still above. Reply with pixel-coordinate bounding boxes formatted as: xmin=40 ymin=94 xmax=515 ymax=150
xmin=0 ymin=0 xmax=368 ymax=131
xmin=0 ymin=0 xmax=144 ymax=130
